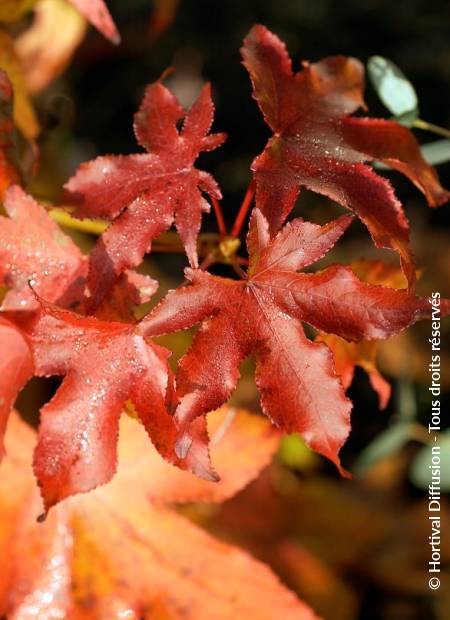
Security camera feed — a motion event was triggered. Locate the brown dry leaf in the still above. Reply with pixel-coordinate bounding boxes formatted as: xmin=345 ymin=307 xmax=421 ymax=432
xmin=14 ymin=0 xmax=87 ymax=93
xmin=0 ymin=408 xmax=319 ymax=619
xmin=0 ymin=30 xmax=39 ymax=140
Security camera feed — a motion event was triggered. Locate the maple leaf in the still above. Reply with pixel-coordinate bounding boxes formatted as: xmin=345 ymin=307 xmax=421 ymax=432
xmin=0 ymin=408 xmax=317 ymax=619
xmin=0 ymin=185 xmax=87 ymax=313
xmin=241 ymin=25 xmax=450 ymax=286
xmin=0 ymin=318 xmax=33 ymax=460
xmin=21 ymin=298 xmax=220 ymax=511
xmin=64 ymin=81 xmax=226 ymax=311
xmin=141 ymin=210 xmax=447 ymax=472
xmin=316 ymin=260 xmax=411 ymax=409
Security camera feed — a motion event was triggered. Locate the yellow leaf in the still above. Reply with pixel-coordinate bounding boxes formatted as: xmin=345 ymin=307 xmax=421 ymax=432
xmin=0 ymin=30 xmax=39 ymax=139
xmin=15 ymin=0 xmax=87 ymax=93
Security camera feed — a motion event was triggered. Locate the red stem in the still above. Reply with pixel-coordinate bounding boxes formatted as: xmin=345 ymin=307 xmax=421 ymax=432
xmin=211 ymin=196 xmax=227 ymax=237
xmin=231 ymin=179 xmax=256 ymax=238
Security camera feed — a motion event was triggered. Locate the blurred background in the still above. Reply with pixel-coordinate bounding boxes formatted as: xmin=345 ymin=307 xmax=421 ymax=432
xmin=9 ymin=1 xmax=450 ymax=618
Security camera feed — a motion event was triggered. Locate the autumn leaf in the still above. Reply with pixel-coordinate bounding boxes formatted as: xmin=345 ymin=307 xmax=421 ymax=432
xmin=94 ymin=270 xmax=159 ymax=323
xmin=0 ymin=186 xmax=87 ymax=313
xmin=0 ymin=30 xmax=39 ymax=140
xmin=317 ymin=334 xmax=391 ymax=409
xmin=141 ymin=210 xmax=447 ymax=472
xmin=14 ymin=0 xmax=87 ymax=93
xmin=0 ymin=409 xmax=317 ymax=619
xmin=68 ymin=0 xmax=119 ymax=44
xmin=65 ymin=80 xmax=226 ymax=311
xmin=241 ymin=25 xmax=450 ymax=287
xmin=0 ymin=318 xmax=33 ymax=460
xmin=19 ymin=297 xmax=220 ymax=511
xmin=0 ymin=185 xmax=156 ymax=322
xmin=316 ymin=260 xmax=410 ymax=408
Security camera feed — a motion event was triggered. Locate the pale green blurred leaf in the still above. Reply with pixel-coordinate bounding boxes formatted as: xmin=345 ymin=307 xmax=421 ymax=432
xmin=368 ymin=56 xmax=418 ymax=121
xmin=354 ymin=423 xmax=414 ymax=475
xmin=420 ymin=139 xmax=450 ymax=165
xmin=410 ymin=431 xmax=450 ymax=491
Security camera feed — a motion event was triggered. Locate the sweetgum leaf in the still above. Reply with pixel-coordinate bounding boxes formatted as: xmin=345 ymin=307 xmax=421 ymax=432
xmin=241 ymin=25 xmax=450 ymax=287
xmin=65 ymin=81 xmax=225 ymax=311
xmin=0 ymin=186 xmax=153 ymax=322
xmin=141 ymin=210 xmax=448 ymax=472
xmin=0 ymin=186 xmax=87 ymax=313
xmin=26 ymin=300 xmax=216 ymax=511
xmin=0 ymin=318 xmax=33 ymax=460
xmin=0 ymin=410 xmax=316 ymax=619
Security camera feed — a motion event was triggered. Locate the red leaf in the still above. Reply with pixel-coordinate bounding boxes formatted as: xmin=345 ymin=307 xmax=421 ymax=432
xmin=68 ymin=0 xmax=120 ymax=44
xmin=241 ymin=25 xmax=449 ymax=286
xmin=141 ymin=210 xmax=445 ymax=472
xmin=0 ymin=318 xmax=33 ymax=460
xmin=65 ymin=81 xmax=225 ymax=310
xmin=0 ymin=186 xmax=87 ymax=313
xmin=25 ymin=300 xmax=215 ymax=512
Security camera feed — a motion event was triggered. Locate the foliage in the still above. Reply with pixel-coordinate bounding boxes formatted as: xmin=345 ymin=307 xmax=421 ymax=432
xmin=0 ymin=6 xmax=449 ymax=618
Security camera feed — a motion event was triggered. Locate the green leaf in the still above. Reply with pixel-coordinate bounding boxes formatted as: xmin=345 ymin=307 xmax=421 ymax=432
xmin=420 ymin=140 xmax=450 ymax=166
xmin=353 ymin=423 xmax=413 ymax=475
xmin=367 ymin=56 xmax=419 ymax=121
xmin=410 ymin=431 xmax=450 ymax=491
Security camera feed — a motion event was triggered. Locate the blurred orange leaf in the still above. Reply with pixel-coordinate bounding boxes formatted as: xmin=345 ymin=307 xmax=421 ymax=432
xmin=317 ymin=260 xmax=408 ymax=408
xmin=0 ymin=408 xmax=319 ymax=619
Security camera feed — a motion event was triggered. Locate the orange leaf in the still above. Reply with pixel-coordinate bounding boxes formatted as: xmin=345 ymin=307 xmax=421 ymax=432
xmin=0 ymin=409 xmax=318 ymax=619
xmin=317 ymin=260 xmax=409 ymax=408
